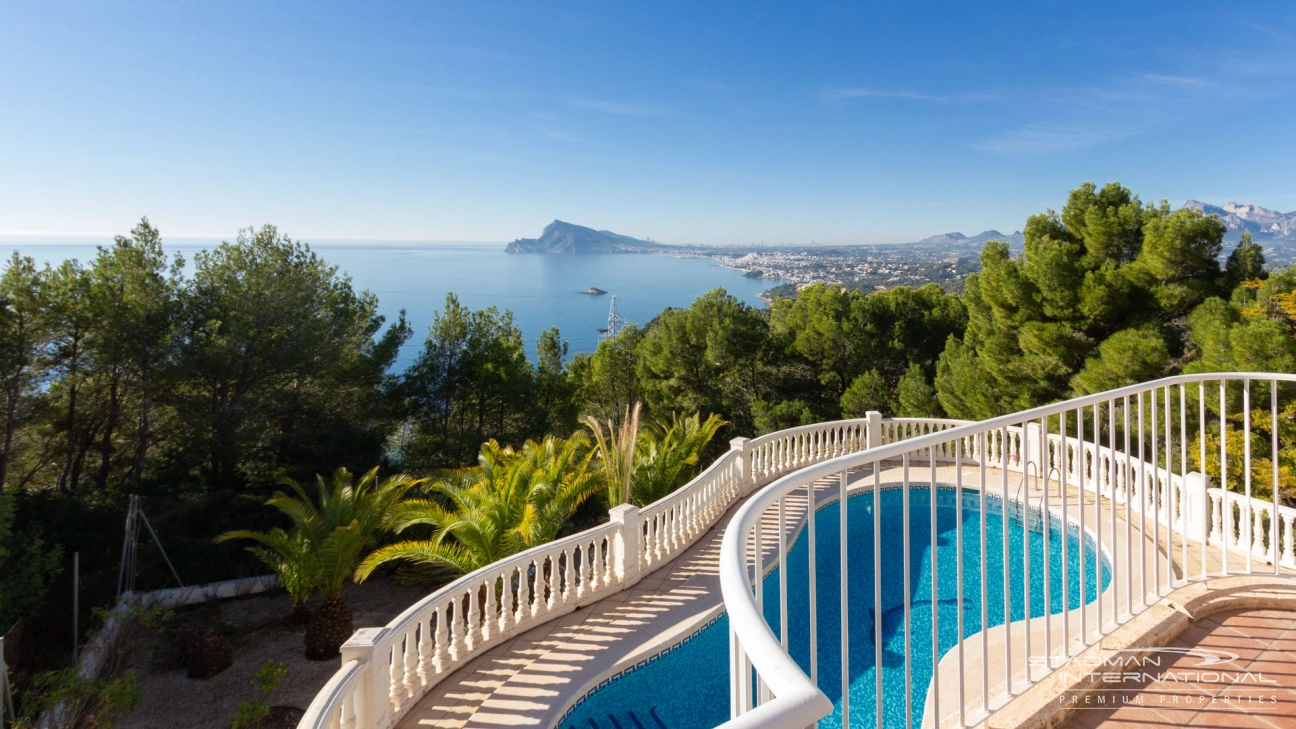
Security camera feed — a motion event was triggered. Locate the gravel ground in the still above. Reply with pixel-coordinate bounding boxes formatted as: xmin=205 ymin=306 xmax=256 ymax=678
xmin=117 ymin=578 xmax=431 ymax=729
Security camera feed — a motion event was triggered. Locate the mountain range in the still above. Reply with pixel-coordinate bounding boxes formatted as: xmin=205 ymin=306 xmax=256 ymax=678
xmin=913 ymin=229 xmax=1024 ymax=249
xmin=507 ymin=201 xmax=1296 ymax=256
xmin=506 ymin=220 xmax=1026 ymax=253
xmin=1182 ymin=201 xmax=1296 ymax=242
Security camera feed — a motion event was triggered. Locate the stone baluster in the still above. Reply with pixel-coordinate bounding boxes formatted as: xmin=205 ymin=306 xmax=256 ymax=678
xmin=1253 ymin=506 xmax=1268 ymax=559
xmin=497 ymin=570 xmax=512 ymax=632
xmin=597 ymin=536 xmax=609 ymax=589
xmin=445 ymin=598 xmax=462 ymax=662
xmin=531 ymin=560 xmax=546 ymax=618
xmin=1284 ymin=514 xmax=1296 ymax=567
xmin=556 ymin=549 xmax=569 ymax=605
xmin=431 ymin=603 xmax=448 ymax=673
xmin=417 ymin=613 xmax=431 ymax=684
xmin=1209 ymin=493 xmax=1222 ymax=544
xmin=339 ymin=684 xmax=356 ymax=729
xmin=578 ymin=543 xmax=590 ymax=596
xmin=520 ymin=562 xmax=536 ymax=617
xmin=389 ymin=638 xmax=404 ymax=711
xmin=401 ymin=627 xmax=417 ymax=698
xmin=484 ymin=575 xmax=498 ymax=639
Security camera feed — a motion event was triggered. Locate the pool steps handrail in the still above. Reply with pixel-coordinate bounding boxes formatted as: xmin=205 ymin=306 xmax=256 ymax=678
xmin=720 ymin=373 xmax=1296 ymax=729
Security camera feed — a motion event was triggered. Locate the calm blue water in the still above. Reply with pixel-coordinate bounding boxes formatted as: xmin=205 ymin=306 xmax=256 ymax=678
xmin=560 ymin=487 xmax=1110 ymax=729
xmin=0 ymin=239 xmax=777 ymax=369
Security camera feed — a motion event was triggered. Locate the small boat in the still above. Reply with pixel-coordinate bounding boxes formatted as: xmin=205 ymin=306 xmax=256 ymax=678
xmin=582 ymin=287 xmax=608 ymax=295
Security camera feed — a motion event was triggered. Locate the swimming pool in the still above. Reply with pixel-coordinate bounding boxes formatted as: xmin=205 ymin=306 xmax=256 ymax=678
xmin=559 ymin=486 xmax=1111 ymax=729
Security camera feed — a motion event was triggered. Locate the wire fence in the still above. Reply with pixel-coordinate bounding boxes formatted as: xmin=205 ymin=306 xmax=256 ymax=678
xmin=126 ymin=491 xmax=280 ymax=593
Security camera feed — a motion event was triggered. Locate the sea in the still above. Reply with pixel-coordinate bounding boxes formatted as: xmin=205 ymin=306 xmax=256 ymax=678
xmin=1 ymin=239 xmax=779 ymax=371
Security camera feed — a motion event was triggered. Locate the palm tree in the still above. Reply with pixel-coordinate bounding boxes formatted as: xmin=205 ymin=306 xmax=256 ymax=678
xmin=216 ymin=527 xmax=315 ymax=625
xmin=583 ymin=402 xmax=641 ymax=506
xmin=631 ymin=412 xmax=727 ymax=505
xmin=356 ymin=434 xmax=602 ymax=579
xmin=585 ymin=403 xmax=727 ymax=507
xmin=219 ymin=467 xmax=424 ymax=659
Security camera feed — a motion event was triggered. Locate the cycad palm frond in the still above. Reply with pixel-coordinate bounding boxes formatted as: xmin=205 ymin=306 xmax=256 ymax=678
xmin=632 ymin=411 xmax=727 ymax=506
xmin=357 ymin=433 xmax=601 ymax=580
xmin=219 ymin=467 xmax=426 ymax=598
xmin=357 ymin=540 xmax=487 ymax=579
xmin=314 ymin=522 xmax=368 ymax=600
xmin=247 ymin=529 xmax=315 ymax=607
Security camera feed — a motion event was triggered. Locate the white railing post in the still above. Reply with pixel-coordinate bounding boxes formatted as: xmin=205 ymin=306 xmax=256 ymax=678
xmin=609 ymin=504 xmax=642 ymax=587
xmin=340 ymin=628 xmax=384 ymax=729
xmin=865 ymin=411 xmax=882 ymax=448
xmin=730 ymin=437 xmax=753 ymax=491
xmin=1182 ymin=472 xmax=1209 ymax=547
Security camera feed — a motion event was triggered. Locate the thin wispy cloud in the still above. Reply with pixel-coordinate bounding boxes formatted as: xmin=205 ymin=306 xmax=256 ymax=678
xmin=689 ymin=79 xmax=734 ymax=94
xmin=823 ymin=87 xmax=1001 ymax=104
xmin=973 ymin=126 xmax=1128 ymax=155
xmin=542 ymin=129 xmax=582 ymax=143
xmin=1137 ymin=73 xmax=1204 ymax=86
xmin=974 ymin=43 xmax=1296 ymax=156
xmin=1243 ymin=21 xmax=1293 ymax=45
xmin=824 ymin=87 xmax=947 ymax=101
xmin=568 ymin=98 xmax=657 ymax=115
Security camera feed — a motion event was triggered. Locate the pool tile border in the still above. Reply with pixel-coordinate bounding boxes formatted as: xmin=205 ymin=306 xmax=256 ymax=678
xmin=553 ymin=610 xmax=729 ymax=729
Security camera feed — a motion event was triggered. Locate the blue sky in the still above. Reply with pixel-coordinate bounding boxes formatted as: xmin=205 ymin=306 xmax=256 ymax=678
xmin=2 ymin=1 xmax=1294 ymax=245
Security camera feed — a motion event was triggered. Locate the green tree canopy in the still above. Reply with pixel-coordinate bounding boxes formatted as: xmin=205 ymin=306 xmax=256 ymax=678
xmin=937 ymin=181 xmax=1226 ymax=419
xmin=170 ymin=226 xmax=407 ymax=489
xmin=637 ymin=288 xmax=766 ymax=434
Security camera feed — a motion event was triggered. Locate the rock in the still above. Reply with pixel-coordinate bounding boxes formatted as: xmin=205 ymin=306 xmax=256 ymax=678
xmin=262 ymin=707 xmax=306 ymax=729
xmin=187 ymin=628 xmax=233 ymax=679
xmin=505 ymin=220 xmax=668 ymax=254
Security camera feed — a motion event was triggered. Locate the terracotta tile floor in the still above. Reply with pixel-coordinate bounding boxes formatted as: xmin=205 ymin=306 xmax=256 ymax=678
xmin=1063 ymin=609 xmax=1296 ymax=729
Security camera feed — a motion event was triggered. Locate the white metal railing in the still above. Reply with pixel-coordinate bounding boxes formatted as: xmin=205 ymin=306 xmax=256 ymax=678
xmin=720 ymin=374 xmax=1296 ymax=729
xmin=299 ymin=417 xmax=887 ymax=729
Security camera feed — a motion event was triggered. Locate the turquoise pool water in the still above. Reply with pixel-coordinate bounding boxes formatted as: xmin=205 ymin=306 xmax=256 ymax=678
xmin=559 ymin=487 xmax=1111 ymax=729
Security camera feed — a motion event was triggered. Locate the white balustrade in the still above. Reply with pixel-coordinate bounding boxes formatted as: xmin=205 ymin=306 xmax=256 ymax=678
xmin=301 ymin=414 xmax=893 ymax=729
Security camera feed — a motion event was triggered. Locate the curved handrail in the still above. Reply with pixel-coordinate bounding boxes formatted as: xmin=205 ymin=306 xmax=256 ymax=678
xmin=303 ymin=660 xmax=365 ymax=729
xmin=719 ymin=372 xmax=1296 ymax=729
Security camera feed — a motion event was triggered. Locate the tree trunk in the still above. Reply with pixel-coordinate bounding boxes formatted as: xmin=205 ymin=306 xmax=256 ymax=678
xmin=57 ymin=374 xmax=79 ymax=495
xmin=70 ymin=427 xmax=93 ymax=494
xmin=304 ymin=598 xmax=352 ymax=660
xmin=97 ymin=373 xmax=121 ymax=490
xmin=0 ymin=378 xmax=16 ymax=494
xmin=135 ymin=353 xmax=150 ymax=487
